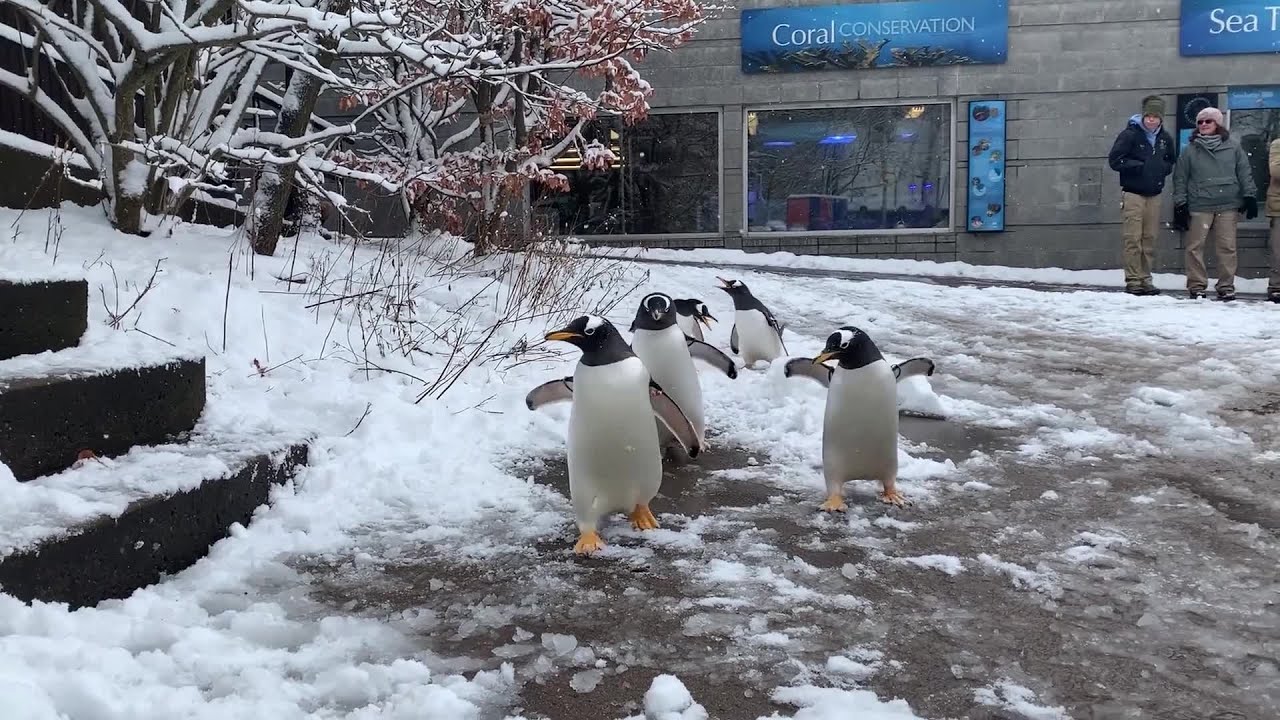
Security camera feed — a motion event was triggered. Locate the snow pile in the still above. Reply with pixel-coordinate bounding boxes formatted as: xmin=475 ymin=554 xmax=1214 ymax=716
xmin=618 ymin=674 xmax=923 ymax=720
xmin=589 ymin=244 xmax=1273 ymax=294
xmin=642 ymin=674 xmax=708 ymax=719
xmin=974 ymin=679 xmax=1070 ymax=719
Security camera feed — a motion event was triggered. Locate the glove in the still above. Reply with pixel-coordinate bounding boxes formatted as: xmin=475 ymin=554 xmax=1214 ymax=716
xmin=1173 ymin=203 xmax=1190 ymax=232
xmin=1242 ymin=196 xmax=1258 ymax=219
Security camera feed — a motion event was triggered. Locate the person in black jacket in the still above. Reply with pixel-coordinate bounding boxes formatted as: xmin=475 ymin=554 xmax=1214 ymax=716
xmin=1107 ymin=95 xmax=1176 ymax=295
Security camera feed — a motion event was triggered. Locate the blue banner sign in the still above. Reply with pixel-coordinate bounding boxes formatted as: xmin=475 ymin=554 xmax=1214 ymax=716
xmin=1227 ymin=86 xmax=1280 ymax=109
xmin=740 ymin=0 xmax=1008 ymax=74
xmin=966 ymin=100 xmax=1007 ymax=233
xmin=1180 ymin=0 xmax=1280 ymax=55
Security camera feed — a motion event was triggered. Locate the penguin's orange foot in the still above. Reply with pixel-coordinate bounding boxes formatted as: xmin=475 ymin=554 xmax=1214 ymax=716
xmin=574 ymin=530 xmax=606 ymax=555
xmin=629 ymin=504 xmax=660 ymax=531
xmin=819 ymin=494 xmax=848 ymax=512
xmin=879 ymin=488 xmax=909 ymax=507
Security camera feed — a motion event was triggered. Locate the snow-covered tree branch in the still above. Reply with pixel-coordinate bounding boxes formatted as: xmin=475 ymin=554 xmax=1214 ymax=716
xmin=342 ymin=0 xmax=718 ymax=253
xmin=0 ymin=0 xmax=496 ymax=237
xmin=0 ymin=0 xmax=717 ymax=255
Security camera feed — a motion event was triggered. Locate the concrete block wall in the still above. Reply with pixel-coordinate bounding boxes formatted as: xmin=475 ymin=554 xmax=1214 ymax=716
xmin=612 ymin=0 xmax=1277 ymax=275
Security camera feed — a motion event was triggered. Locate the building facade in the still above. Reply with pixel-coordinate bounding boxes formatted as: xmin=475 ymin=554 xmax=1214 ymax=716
xmin=548 ymin=0 xmax=1280 ymax=274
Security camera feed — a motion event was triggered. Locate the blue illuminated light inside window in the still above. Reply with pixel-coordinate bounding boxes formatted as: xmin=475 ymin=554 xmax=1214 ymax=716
xmin=817 ymin=134 xmax=856 ymax=144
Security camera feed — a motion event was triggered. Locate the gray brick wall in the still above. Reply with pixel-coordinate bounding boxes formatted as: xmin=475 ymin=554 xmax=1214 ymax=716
xmin=615 ymin=0 xmax=1277 ymax=276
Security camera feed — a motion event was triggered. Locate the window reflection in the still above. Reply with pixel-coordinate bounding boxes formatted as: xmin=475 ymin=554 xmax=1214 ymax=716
xmin=746 ymin=103 xmax=951 ymax=232
xmin=1229 ymin=107 xmax=1279 ymax=222
xmin=533 ymin=112 xmax=720 ymax=235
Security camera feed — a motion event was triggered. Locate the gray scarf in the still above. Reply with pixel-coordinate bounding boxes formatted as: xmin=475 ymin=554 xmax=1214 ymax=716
xmin=1194 ymin=133 xmax=1223 ymax=151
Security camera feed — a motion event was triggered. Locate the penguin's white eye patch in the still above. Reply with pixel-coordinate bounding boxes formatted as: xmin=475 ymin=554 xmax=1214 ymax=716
xmin=839 ymin=339 xmax=850 ymax=348
xmin=584 ymin=327 xmax=596 ymax=335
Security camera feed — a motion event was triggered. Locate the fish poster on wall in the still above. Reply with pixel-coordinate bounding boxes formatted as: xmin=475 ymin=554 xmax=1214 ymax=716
xmin=966 ymin=100 xmax=1006 ymax=232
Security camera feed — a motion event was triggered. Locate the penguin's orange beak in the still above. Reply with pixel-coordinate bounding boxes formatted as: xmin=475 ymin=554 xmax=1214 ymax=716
xmin=545 ymin=329 xmax=581 ymax=342
xmin=697 ymin=312 xmax=716 ymax=327
xmin=813 ymin=351 xmax=838 ymax=365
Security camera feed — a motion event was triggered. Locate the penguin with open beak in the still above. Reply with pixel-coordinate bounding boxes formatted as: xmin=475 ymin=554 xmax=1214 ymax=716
xmin=716 ymin=277 xmax=786 ymax=368
xmin=672 ymin=298 xmax=717 ymax=341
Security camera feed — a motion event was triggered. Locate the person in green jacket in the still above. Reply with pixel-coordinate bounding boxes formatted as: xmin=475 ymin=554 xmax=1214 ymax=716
xmin=1171 ymin=106 xmax=1258 ymax=301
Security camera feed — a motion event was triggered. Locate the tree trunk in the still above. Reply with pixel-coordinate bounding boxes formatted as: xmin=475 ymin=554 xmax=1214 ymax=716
xmin=107 ymin=94 xmax=147 ymax=235
xmin=246 ymin=0 xmax=348 ymax=256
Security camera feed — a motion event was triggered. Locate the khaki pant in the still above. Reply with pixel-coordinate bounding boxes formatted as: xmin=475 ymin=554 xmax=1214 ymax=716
xmin=1184 ymin=210 xmax=1238 ymax=294
xmin=1121 ymin=192 xmax=1161 ymax=289
xmin=1271 ymin=217 xmax=1280 ymax=293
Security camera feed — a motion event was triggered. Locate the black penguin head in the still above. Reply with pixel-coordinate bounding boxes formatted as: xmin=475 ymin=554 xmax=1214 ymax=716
xmin=674 ymin=298 xmax=717 ymax=328
xmin=631 ymin=292 xmax=678 ymax=332
xmin=545 ymin=314 xmax=633 ymax=366
xmin=812 ymin=326 xmax=883 ymax=369
xmin=716 ymin=277 xmax=758 ymax=310
xmin=716 ymin=277 xmax=750 ymax=298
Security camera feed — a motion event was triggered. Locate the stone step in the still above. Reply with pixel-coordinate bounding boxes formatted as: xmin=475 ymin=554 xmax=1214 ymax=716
xmin=0 ymin=429 xmax=311 ymax=609
xmin=0 ymin=279 xmax=89 ymax=360
xmin=0 ymin=356 xmax=207 ymax=481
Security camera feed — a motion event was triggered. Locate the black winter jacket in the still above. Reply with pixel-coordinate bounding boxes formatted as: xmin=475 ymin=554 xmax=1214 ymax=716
xmin=1107 ymin=119 xmax=1176 ymax=197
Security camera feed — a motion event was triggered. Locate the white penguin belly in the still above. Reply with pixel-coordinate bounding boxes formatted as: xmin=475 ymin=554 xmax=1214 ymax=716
xmin=632 ymin=326 xmax=705 ymax=441
xmin=823 ymin=361 xmax=899 ymax=484
xmin=735 ymin=309 xmax=783 ymax=365
xmin=568 ymin=358 xmax=663 ymax=516
xmin=676 ymin=313 xmax=703 ymax=341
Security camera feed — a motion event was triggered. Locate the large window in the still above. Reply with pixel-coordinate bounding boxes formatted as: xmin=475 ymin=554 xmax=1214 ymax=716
xmin=532 ymin=112 xmax=720 ymax=235
xmin=1227 ymin=95 xmax=1279 ymax=227
xmin=745 ymin=103 xmax=951 ymax=233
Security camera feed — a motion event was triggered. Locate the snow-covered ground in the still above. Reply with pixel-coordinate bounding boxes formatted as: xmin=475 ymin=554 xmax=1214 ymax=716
xmin=1 ymin=204 xmax=1277 ymax=719
xmin=588 ymin=244 xmax=1275 ymax=294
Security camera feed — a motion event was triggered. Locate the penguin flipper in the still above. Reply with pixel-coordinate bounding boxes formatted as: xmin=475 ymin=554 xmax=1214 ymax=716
xmin=685 ymin=337 xmax=738 ymax=379
xmin=525 ymin=377 xmax=574 ymax=410
xmin=762 ymin=307 xmax=787 ymax=352
xmin=782 ymin=358 xmax=832 ymax=387
xmin=729 ymin=325 xmax=739 ymax=355
xmin=647 ymin=381 xmax=701 ymax=458
xmin=892 ymin=357 xmax=935 ymax=381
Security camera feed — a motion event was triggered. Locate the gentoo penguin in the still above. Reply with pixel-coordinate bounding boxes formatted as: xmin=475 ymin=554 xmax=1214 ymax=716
xmin=716 ymin=277 xmax=786 ymax=367
xmin=672 ymin=298 xmax=716 ymax=341
xmin=526 ymin=315 xmax=701 ymax=555
xmin=793 ymin=326 xmax=908 ymax=510
xmin=629 ymin=292 xmax=737 ymax=457
xmin=784 ymin=354 xmax=935 ymax=388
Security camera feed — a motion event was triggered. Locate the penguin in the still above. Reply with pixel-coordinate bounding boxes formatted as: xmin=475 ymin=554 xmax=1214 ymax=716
xmin=629 ymin=292 xmax=737 ymax=457
xmin=791 ymin=326 xmax=908 ymax=510
xmin=672 ymin=298 xmax=716 ymax=342
xmin=526 ymin=315 xmax=701 ymax=555
xmin=784 ymin=354 xmax=935 ymax=388
xmin=716 ymin=277 xmax=786 ymax=367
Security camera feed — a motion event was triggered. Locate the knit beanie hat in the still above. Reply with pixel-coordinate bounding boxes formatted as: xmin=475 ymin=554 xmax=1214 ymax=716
xmin=1196 ymin=106 xmax=1225 ymax=125
xmin=1141 ymin=95 xmax=1165 ymax=117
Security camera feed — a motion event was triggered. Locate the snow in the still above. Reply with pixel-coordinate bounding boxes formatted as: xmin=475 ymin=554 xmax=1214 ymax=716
xmin=642 ymin=674 xmax=707 ymax=719
xmin=2 ymin=202 xmax=1278 ymax=718
xmin=897 ymin=554 xmax=965 ymax=576
xmin=0 ymin=129 xmax=95 ymax=173
xmin=974 ymin=679 xmax=1070 ymax=719
xmin=590 ymin=244 xmax=1274 ymax=294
